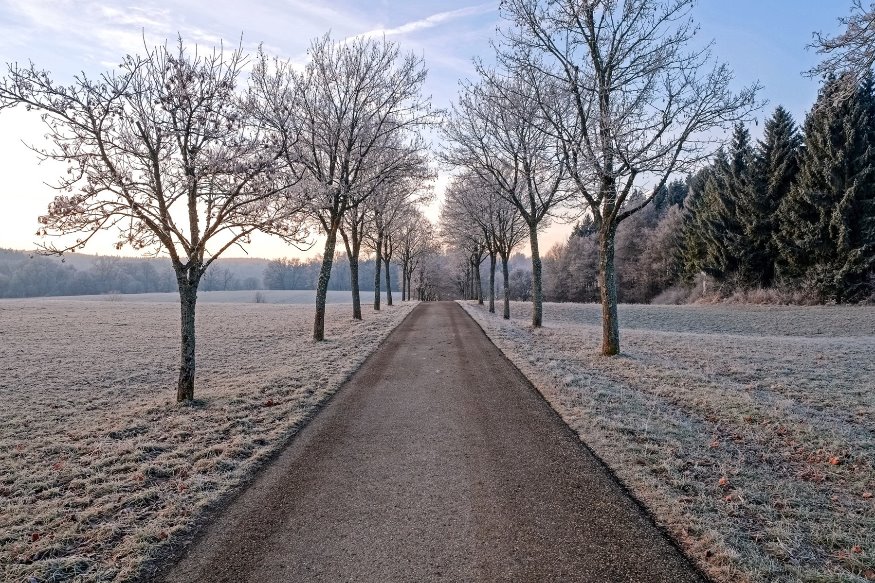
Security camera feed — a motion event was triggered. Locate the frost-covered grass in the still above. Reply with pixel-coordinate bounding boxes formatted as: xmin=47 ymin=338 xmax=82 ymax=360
xmin=20 ymin=289 xmax=357 ymax=304
xmin=0 ymin=299 xmax=416 ymax=582
xmin=462 ymin=301 xmax=875 ymax=583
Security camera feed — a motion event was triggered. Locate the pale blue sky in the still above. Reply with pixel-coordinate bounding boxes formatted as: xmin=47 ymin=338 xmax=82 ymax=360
xmin=0 ymin=1 xmax=853 ymax=257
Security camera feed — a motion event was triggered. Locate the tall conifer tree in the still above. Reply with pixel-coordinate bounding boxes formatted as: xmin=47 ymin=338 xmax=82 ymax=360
xmin=776 ymin=76 xmax=875 ymax=301
xmin=743 ymin=106 xmax=802 ymax=286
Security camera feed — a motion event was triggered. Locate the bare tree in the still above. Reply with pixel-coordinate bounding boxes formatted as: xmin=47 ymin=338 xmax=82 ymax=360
xmin=268 ymin=33 xmax=433 ymax=340
xmin=394 ymin=210 xmax=432 ymax=301
xmin=442 ymin=170 xmax=527 ymax=317
xmin=444 ymin=174 xmax=498 ymax=311
xmin=339 ymin=200 xmax=368 ymax=319
xmin=443 ymin=66 xmax=571 ymax=327
xmin=366 ymin=142 xmax=432 ymax=312
xmin=500 ymin=0 xmax=760 ymax=354
xmin=808 ymin=0 xmax=875 ymax=85
xmin=439 ymin=188 xmax=490 ymax=304
xmin=0 ymin=39 xmax=308 ymax=401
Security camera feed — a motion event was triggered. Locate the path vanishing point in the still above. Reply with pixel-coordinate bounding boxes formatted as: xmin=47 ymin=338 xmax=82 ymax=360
xmin=160 ymin=302 xmax=706 ymax=583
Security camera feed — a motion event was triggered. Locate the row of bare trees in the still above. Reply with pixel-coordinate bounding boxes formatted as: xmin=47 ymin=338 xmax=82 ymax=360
xmin=0 ymin=33 xmax=435 ymax=401
xmin=439 ymin=0 xmax=760 ymax=356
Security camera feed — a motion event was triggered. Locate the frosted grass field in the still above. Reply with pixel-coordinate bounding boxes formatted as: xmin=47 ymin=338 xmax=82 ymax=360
xmin=0 ymin=298 xmax=416 ymax=582
xmin=463 ymin=301 xmax=875 ymax=583
xmin=21 ymin=289 xmax=358 ymax=304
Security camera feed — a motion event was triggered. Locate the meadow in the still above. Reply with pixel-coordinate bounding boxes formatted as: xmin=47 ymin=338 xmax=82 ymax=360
xmin=0 ymin=297 xmax=415 ymax=582
xmin=462 ymin=301 xmax=875 ymax=583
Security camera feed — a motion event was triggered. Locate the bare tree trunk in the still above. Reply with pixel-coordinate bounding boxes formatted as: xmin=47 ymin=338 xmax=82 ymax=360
xmin=501 ymin=252 xmax=511 ymax=320
xmin=475 ymin=258 xmax=483 ymax=305
xmin=373 ymin=230 xmax=383 ymax=311
xmin=340 ymin=229 xmax=362 ymax=320
xmin=598 ymin=223 xmax=620 ymax=355
xmin=314 ymin=222 xmax=338 ymax=341
xmin=401 ymin=266 xmax=407 ymax=301
xmin=176 ymin=271 xmax=199 ymax=402
xmin=488 ymin=251 xmax=496 ymax=313
xmin=528 ymin=222 xmax=543 ymax=327
xmin=384 ymin=237 xmax=393 ymax=306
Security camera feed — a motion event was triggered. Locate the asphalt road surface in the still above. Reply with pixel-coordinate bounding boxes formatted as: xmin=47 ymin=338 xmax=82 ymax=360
xmin=161 ymin=302 xmax=706 ymax=583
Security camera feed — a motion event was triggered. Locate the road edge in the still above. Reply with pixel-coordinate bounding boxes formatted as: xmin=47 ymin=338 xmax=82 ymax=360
xmin=139 ymin=303 xmax=422 ymax=582
xmin=455 ymin=300 xmax=714 ymax=583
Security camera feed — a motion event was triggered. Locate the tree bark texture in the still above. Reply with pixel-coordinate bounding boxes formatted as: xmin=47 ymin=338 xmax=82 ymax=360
xmin=314 ymin=223 xmax=338 ymax=341
xmin=373 ymin=231 xmax=383 ymax=311
xmin=384 ymin=238 xmax=393 ymax=307
xmin=501 ymin=252 xmax=511 ymax=320
xmin=598 ymin=224 xmax=620 ymax=355
xmin=401 ymin=268 xmax=407 ymax=302
xmin=385 ymin=263 xmax=393 ymax=306
xmin=475 ymin=258 xmax=483 ymax=305
xmin=176 ymin=271 xmax=199 ymax=402
xmin=488 ymin=252 xmax=496 ymax=313
xmin=528 ymin=223 xmax=543 ymax=327
xmin=340 ymin=230 xmax=363 ymax=320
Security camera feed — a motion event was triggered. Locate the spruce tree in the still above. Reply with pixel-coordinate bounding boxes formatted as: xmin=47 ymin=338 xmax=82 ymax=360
xmin=776 ymin=76 xmax=875 ymax=301
xmin=682 ymin=124 xmax=757 ymax=286
xmin=743 ymin=106 xmax=802 ymax=287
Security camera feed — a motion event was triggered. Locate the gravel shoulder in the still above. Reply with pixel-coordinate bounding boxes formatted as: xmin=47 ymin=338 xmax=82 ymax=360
xmin=160 ymin=301 xmax=705 ymax=583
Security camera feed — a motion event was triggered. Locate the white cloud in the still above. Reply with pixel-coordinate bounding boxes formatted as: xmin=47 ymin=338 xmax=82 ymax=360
xmin=352 ymin=2 xmax=495 ymax=40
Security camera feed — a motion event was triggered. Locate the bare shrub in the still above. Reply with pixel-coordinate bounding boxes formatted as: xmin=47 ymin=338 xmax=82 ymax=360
xmin=253 ymin=291 xmax=267 ymax=304
xmin=650 ymin=285 xmax=692 ymax=305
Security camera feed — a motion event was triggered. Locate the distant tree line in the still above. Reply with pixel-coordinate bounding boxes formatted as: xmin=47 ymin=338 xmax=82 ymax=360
xmin=544 ymin=182 xmax=688 ymax=304
xmin=263 ymin=255 xmax=400 ymax=292
xmin=679 ymin=79 xmax=875 ymax=303
xmin=542 ymin=84 xmax=875 ymax=305
xmin=0 ymin=250 xmax=269 ymax=298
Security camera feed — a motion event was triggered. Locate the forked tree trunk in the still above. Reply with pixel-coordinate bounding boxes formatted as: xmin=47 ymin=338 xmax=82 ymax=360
xmin=373 ymin=230 xmax=383 ymax=311
xmin=340 ymin=229 xmax=362 ymax=320
xmin=488 ymin=251 xmax=496 ymax=313
xmin=176 ymin=269 xmax=200 ymax=402
xmin=528 ymin=222 xmax=543 ymax=327
xmin=314 ymin=222 xmax=339 ymax=341
xmin=501 ymin=252 xmax=511 ymax=320
xmin=598 ymin=223 xmax=620 ymax=355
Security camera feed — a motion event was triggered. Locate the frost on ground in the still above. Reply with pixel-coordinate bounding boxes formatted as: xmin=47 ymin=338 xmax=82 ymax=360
xmin=0 ymin=299 xmax=416 ymax=582
xmin=461 ymin=301 xmax=875 ymax=583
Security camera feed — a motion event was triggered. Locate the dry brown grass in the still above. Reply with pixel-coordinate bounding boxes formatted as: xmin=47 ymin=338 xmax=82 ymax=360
xmin=462 ymin=301 xmax=875 ymax=583
xmin=0 ymin=299 xmax=416 ymax=582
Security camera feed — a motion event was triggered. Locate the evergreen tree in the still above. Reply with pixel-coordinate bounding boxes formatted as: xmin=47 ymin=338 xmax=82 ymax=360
xmin=742 ymin=106 xmax=802 ymax=286
xmin=677 ymin=168 xmax=712 ymax=280
xmin=776 ymin=76 xmax=875 ymax=301
xmin=680 ymin=124 xmax=758 ymax=285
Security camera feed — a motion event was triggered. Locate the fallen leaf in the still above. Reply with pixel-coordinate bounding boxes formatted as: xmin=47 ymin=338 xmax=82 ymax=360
xmin=829 ymin=456 xmax=841 ymax=466
xmin=863 ymin=491 xmax=873 ymax=499
xmin=30 ymin=533 xmax=40 ymax=542
xmin=853 ymin=545 xmax=863 ymax=553
xmin=718 ymin=476 xmax=729 ymax=487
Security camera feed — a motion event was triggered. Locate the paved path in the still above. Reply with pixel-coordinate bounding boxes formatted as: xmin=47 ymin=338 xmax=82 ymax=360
xmin=161 ymin=302 xmax=705 ymax=582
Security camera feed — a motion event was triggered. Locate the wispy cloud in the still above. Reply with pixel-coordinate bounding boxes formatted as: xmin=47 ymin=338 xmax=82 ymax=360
xmin=352 ymin=3 xmax=496 ymax=40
